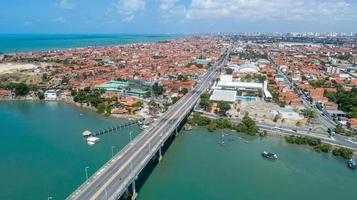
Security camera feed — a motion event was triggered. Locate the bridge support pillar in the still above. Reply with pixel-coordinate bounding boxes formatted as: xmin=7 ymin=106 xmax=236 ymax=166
xmin=175 ymin=127 xmax=179 ymax=137
xmin=158 ymin=147 xmax=162 ymax=162
xmin=131 ymin=181 xmax=138 ymax=200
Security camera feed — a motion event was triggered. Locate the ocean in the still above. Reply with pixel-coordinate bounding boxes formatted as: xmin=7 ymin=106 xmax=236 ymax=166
xmin=0 ymin=34 xmax=185 ymax=53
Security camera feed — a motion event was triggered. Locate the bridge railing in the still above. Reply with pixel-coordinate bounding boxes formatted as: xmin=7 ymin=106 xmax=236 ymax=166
xmin=67 ymin=92 xmax=197 ymax=199
xmin=107 ymin=70 xmax=211 ymax=199
xmin=67 ymin=47 xmax=229 ymax=199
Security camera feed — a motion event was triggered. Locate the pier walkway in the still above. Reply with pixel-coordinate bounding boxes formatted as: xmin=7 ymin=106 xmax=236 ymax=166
xmin=90 ymin=121 xmax=139 ymax=137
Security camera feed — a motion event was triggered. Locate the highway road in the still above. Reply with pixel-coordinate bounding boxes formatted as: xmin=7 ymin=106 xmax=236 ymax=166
xmin=67 ymin=49 xmax=231 ymax=200
xmin=267 ymin=55 xmax=337 ymax=130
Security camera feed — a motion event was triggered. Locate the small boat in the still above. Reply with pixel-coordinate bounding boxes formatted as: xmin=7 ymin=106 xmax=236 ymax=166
xmin=261 ymin=151 xmax=278 ymax=160
xmin=86 ymin=136 xmax=100 ymax=146
xmin=82 ymin=130 xmax=92 ymax=138
xmin=347 ymin=159 xmax=356 ymax=169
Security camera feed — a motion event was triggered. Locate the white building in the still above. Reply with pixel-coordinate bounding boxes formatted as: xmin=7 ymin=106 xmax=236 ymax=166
xmin=227 ymin=63 xmax=260 ymax=74
xmin=44 ymin=90 xmax=58 ymax=101
xmin=209 ymin=90 xmax=237 ymax=103
xmin=326 ymin=66 xmax=341 ymax=74
xmin=214 ymin=75 xmax=272 ymax=100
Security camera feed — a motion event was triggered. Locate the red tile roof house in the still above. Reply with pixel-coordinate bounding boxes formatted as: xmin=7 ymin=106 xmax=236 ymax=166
xmin=0 ymin=90 xmax=12 ymax=99
xmin=347 ymin=118 xmax=357 ymax=131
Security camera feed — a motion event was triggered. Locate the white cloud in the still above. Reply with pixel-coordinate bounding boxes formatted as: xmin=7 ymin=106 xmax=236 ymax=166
xmin=57 ymin=0 xmax=76 ymax=10
xmin=158 ymin=0 xmax=186 ymax=22
xmin=53 ymin=17 xmax=66 ymax=23
xmin=123 ymin=15 xmax=135 ymax=23
xmin=111 ymin=0 xmax=145 ymax=22
xmin=160 ymin=0 xmax=178 ymax=11
xmin=184 ymin=0 xmax=357 ymax=22
xmin=24 ymin=21 xmax=32 ymax=26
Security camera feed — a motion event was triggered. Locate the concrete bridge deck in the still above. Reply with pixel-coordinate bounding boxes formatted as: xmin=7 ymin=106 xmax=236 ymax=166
xmin=67 ymin=49 xmax=231 ymax=200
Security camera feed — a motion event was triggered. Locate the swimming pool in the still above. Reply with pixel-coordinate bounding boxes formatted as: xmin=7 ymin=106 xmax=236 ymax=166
xmin=236 ymin=96 xmax=257 ymax=102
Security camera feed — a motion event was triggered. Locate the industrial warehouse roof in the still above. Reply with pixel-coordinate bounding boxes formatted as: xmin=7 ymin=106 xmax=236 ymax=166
xmin=210 ymin=90 xmax=237 ymax=103
xmin=217 ymin=81 xmax=263 ymax=89
xmin=217 ymin=75 xmax=263 ymax=90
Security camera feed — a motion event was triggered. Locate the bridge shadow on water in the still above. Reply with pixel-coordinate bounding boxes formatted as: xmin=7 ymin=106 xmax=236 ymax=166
xmin=120 ymin=117 xmax=187 ymax=200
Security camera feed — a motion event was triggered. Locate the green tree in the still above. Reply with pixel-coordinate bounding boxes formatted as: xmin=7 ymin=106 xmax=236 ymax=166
xmin=177 ymin=75 xmax=188 ymax=81
xmin=236 ymin=114 xmax=259 ymax=135
xmin=217 ymin=101 xmax=231 ymax=116
xmin=332 ymin=148 xmax=353 ymax=159
xmin=301 ymin=108 xmax=316 ymax=119
xmin=6 ymin=82 xmax=30 ymax=96
xmin=152 ymin=83 xmax=164 ymax=96
xmin=37 ymin=91 xmax=45 ymax=100
xmin=225 ymin=68 xmax=233 ymax=75
xmin=71 ymin=90 xmax=78 ymax=96
xmin=180 ymin=88 xmax=188 ymax=95
xmin=61 ymin=76 xmax=69 ymax=84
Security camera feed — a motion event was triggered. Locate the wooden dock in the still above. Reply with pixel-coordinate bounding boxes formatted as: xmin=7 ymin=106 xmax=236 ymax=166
xmin=91 ymin=120 xmax=138 ymax=137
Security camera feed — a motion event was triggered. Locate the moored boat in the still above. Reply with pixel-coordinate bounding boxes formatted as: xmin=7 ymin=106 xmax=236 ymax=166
xmin=82 ymin=130 xmax=92 ymax=138
xmin=261 ymin=151 xmax=278 ymax=160
xmin=86 ymin=136 xmax=100 ymax=146
xmin=347 ymin=159 xmax=356 ymax=169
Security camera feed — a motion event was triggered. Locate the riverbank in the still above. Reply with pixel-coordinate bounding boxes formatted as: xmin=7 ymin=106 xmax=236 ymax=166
xmin=138 ymin=127 xmax=357 ymax=200
xmin=187 ymin=113 xmax=357 ymax=160
xmin=0 ymin=98 xmax=143 ymax=121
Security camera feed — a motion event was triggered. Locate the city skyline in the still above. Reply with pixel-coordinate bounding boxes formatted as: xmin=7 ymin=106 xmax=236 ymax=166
xmin=1 ymin=0 xmax=357 ymax=34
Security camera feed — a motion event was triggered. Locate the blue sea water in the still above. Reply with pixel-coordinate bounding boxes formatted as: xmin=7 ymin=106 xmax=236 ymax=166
xmin=0 ymin=34 xmax=184 ymax=53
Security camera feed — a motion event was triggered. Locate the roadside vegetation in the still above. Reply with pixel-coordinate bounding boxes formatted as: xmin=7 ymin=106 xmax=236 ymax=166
xmin=335 ymin=125 xmax=354 ymax=136
xmin=332 ymin=148 xmax=354 ymax=159
xmin=300 ymin=108 xmax=316 ymax=123
xmin=0 ymin=82 xmax=30 ymax=96
xmin=285 ymin=135 xmax=353 ymax=159
xmin=188 ymin=113 xmax=259 ymax=136
xmin=324 ymin=87 xmax=357 ymax=118
xmin=72 ymin=87 xmax=142 ymax=116
xmin=268 ymin=87 xmax=286 ymax=107
xmin=240 ymin=74 xmax=266 ymax=83
xmin=199 ymin=92 xmax=212 ymax=112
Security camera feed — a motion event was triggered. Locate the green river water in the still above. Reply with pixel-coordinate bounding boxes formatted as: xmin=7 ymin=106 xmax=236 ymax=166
xmin=0 ymin=102 xmax=356 ymax=200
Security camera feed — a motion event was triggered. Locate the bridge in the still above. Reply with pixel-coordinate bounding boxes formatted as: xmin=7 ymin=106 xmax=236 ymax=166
xmin=67 ymin=49 xmax=231 ymax=200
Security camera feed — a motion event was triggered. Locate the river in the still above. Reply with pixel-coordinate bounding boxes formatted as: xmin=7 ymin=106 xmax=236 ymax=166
xmin=0 ymin=101 xmax=140 ymax=199
xmin=139 ymin=128 xmax=357 ymax=200
xmin=0 ymin=102 xmax=356 ymax=200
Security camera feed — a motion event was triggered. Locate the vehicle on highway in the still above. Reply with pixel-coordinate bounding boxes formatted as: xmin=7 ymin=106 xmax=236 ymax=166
xmin=327 ymin=128 xmax=336 ymax=136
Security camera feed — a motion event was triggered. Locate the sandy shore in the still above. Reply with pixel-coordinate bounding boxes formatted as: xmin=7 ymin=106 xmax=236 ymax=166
xmin=0 ymin=63 xmax=41 ymax=74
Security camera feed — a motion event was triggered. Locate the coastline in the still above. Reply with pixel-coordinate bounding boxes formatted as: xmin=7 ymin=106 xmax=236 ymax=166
xmin=186 ymin=121 xmax=357 ymax=155
xmin=60 ymin=99 xmax=143 ymax=121
xmin=0 ymin=34 xmax=188 ymax=54
xmin=0 ymin=98 xmax=141 ymax=121
xmin=265 ymin=132 xmax=357 ymax=155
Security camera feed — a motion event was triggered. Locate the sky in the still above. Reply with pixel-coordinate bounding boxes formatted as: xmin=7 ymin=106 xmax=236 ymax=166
xmin=0 ymin=0 xmax=356 ymax=34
